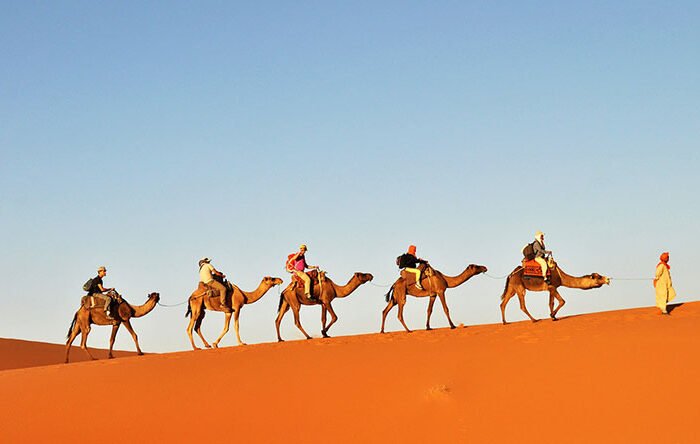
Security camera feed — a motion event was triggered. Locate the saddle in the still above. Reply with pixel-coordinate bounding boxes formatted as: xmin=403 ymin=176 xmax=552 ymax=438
xmin=81 ymin=291 xmax=122 ymax=313
xmin=399 ymin=263 xmax=434 ymax=286
xmin=522 ymin=259 xmax=552 ymax=278
xmin=291 ymin=269 xmax=325 ymax=294
xmin=198 ymin=278 xmax=234 ymax=306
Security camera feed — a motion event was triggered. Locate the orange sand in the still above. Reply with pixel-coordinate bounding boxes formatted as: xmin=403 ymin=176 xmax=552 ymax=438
xmin=1 ymin=302 xmax=699 ymax=443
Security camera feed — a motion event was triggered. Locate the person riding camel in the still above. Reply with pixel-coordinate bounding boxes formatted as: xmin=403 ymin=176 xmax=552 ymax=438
xmin=198 ymin=257 xmax=230 ymax=312
xmin=397 ymin=245 xmax=427 ymax=290
xmin=86 ymin=266 xmax=115 ymax=319
xmin=533 ymin=231 xmax=552 ymax=282
xmin=289 ymin=244 xmax=319 ymax=299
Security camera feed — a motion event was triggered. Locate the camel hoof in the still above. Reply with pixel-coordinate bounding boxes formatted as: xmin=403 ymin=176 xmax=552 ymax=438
xmin=306 ymin=337 xmax=313 ymax=340
xmin=426 ymin=327 xmax=432 ymax=331
xmin=204 ymin=344 xmax=212 ymax=349
xmin=193 ymin=347 xmax=201 ymax=351
xmin=449 ymin=325 xmax=456 ymax=330
xmin=277 ymin=338 xmax=284 ymax=342
xmin=531 ymin=319 xmax=539 ymax=323
xmin=137 ymin=352 xmax=144 ymax=356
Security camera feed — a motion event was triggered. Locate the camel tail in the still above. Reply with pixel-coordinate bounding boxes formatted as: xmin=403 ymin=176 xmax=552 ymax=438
xmin=384 ymin=284 xmax=395 ymax=303
xmin=66 ymin=312 xmax=78 ymax=340
xmin=185 ymin=304 xmax=191 ymax=318
xmin=500 ymin=267 xmax=520 ymax=301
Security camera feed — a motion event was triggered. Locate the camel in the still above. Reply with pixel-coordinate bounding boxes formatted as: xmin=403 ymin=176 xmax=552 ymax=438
xmin=380 ymin=263 xmax=487 ymax=333
xmin=186 ymin=276 xmax=283 ymax=349
xmin=65 ymin=291 xmax=160 ymax=363
xmin=275 ymin=271 xmax=374 ymax=341
xmin=499 ymin=259 xmax=610 ymax=324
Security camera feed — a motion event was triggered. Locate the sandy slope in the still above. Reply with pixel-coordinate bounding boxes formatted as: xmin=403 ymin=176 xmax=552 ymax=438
xmin=1 ymin=302 xmax=699 ymax=443
xmin=0 ymin=338 xmax=139 ymax=371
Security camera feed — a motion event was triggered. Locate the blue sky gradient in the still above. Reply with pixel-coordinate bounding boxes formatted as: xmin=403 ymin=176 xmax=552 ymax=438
xmin=1 ymin=1 xmax=698 ymax=352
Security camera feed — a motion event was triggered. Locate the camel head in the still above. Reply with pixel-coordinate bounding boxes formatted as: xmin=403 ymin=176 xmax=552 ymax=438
xmin=263 ymin=276 xmax=284 ymax=287
xmin=582 ymin=273 xmax=610 ymax=289
xmin=353 ymin=272 xmax=374 ymax=283
xmin=148 ymin=292 xmax=161 ymax=302
xmin=469 ymin=264 xmax=488 ymax=275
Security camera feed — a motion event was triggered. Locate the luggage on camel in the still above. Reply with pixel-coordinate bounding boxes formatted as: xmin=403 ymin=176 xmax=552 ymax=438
xmin=285 ymin=253 xmax=297 ymax=273
xmin=522 ymin=242 xmax=536 ymax=261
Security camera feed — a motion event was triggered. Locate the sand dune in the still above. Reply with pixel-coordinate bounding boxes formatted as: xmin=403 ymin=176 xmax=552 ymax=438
xmin=1 ymin=302 xmax=699 ymax=443
xmin=0 ymin=338 xmax=139 ymax=371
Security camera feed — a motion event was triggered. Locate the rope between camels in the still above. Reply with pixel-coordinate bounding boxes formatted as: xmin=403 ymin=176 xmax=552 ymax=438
xmin=157 ymin=299 xmax=189 ymax=308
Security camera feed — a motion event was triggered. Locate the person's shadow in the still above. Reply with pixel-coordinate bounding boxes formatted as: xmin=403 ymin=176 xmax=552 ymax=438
xmin=667 ymin=303 xmax=684 ymax=314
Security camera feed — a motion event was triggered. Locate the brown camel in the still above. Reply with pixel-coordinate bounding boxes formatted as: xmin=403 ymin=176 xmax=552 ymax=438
xmin=65 ymin=291 xmax=160 ymax=363
xmin=380 ymin=263 xmax=488 ymax=333
xmin=275 ymin=271 xmax=374 ymax=341
xmin=499 ymin=259 xmax=610 ymax=324
xmin=186 ymin=276 xmax=283 ymax=349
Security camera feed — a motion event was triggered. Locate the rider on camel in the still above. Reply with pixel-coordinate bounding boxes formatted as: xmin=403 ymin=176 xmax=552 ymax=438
xmin=397 ymin=245 xmax=427 ymax=290
xmin=533 ymin=231 xmax=552 ymax=282
xmin=290 ymin=244 xmax=319 ymax=299
xmin=198 ymin=257 xmax=230 ymax=312
xmin=87 ymin=266 xmax=115 ymax=319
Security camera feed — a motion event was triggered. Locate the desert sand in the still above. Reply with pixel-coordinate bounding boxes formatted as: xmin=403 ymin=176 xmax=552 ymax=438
xmin=1 ymin=302 xmax=699 ymax=443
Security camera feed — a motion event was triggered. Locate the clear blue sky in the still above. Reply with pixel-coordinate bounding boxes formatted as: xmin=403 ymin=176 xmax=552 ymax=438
xmin=1 ymin=1 xmax=698 ymax=352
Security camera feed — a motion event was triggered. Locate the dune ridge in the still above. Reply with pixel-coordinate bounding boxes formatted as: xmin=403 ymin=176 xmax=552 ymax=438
xmin=1 ymin=302 xmax=699 ymax=443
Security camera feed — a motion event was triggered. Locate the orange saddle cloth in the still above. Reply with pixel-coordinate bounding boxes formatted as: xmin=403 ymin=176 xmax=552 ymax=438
xmin=522 ymin=259 xmax=551 ymax=278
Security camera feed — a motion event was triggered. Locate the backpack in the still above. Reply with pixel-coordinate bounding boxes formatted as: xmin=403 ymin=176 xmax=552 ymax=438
xmin=285 ymin=254 xmax=297 ymax=273
xmin=522 ymin=242 xmax=536 ymax=261
xmin=82 ymin=278 xmax=94 ymax=292
xmin=396 ymin=255 xmax=403 ymax=268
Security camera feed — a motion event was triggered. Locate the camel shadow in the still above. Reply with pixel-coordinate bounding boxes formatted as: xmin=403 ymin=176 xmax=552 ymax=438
xmin=667 ymin=303 xmax=684 ymax=314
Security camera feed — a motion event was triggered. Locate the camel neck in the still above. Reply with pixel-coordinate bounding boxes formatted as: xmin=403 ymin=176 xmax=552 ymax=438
xmin=442 ymin=266 xmax=482 ymax=288
xmin=132 ymin=296 xmax=158 ymax=318
xmin=333 ymin=275 xmax=364 ymax=298
xmin=557 ymin=268 xmax=591 ymax=289
xmin=239 ymin=281 xmax=273 ymax=304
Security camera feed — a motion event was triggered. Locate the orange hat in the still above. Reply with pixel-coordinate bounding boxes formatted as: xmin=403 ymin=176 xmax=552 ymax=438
xmin=660 ymin=252 xmax=669 ymax=263
xmin=408 ymin=245 xmax=417 ymax=255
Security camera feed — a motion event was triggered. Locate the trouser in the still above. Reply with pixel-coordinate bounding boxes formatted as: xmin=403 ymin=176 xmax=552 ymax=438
xmin=207 ymin=279 xmax=228 ymax=306
xmin=90 ymin=293 xmax=111 ymax=314
xmin=294 ymin=270 xmax=312 ymax=295
xmin=404 ymin=267 xmax=422 ymax=286
xmin=535 ymin=257 xmax=548 ymax=278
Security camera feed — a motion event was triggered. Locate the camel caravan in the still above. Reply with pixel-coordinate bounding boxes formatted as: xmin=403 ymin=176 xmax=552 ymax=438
xmin=65 ymin=234 xmax=612 ymax=362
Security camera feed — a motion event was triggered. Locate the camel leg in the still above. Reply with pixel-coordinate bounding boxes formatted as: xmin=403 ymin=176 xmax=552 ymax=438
xmin=549 ymin=288 xmax=566 ymax=320
xmin=275 ymin=299 xmax=291 ymax=342
xmin=322 ymin=303 xmax=339 ymax=338
xmin=233 ymin=307 xmax=246 ymax=346
xmin=291 ymin=303 xmax=312 ymax=340
xmin=79 ymin=321 xmax=96 ymax=361
xmin=380 ymin=299 xmax=396 ymax=333
xmin=186 ymin=302 xmax=201 ymax=350
xmin=517 ymin=290 xmax=538 ymax=323
xmin=122 ymin=319 xmax=144 ymax=355
xmin=500 ymin=287 xmax=517 ymax=325
xmin=321 ymin=306 xmax=328 ymax=335
xmin=65 ymin=315 xmax=82 ymax=364
xmin=108 ymin=323 xmax=120 ymax=359
xmin=426 ymin=296 xmax=436 ymax=330
xmin=437 ymin=292 xmax=457 ymax=329
xmin=213 ymin=312 xmax=233 ymax=348
xmin=194 ymin=310 xmax=212 ymax=349
xmin=397 ymin=298 xmax=412 ymax=333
